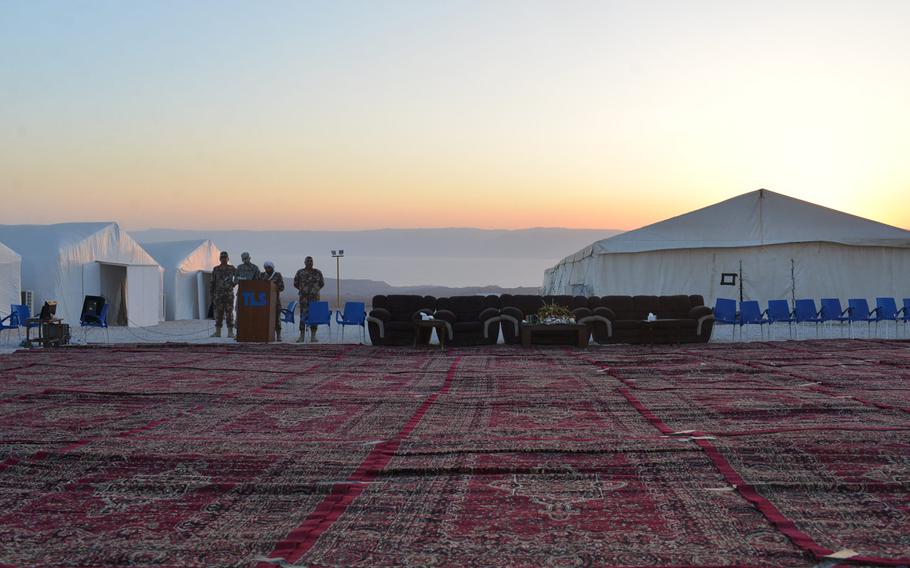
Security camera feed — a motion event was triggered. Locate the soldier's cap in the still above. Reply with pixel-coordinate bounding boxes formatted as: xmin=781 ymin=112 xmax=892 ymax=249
xmin=263 ymin=260 xmax=274 ymax=269
xmin=219 ymin=251 xmax=228 ymax=258
xmin=241 ymin=252 xmax=251 ymax=261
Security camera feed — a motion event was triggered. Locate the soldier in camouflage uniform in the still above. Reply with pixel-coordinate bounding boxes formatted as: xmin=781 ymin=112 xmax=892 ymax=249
xmin=258 ymin=260 xmax=285 ymax=341
xmin=210 ymin=251 xmax=237 ymax=338
xmin=236 ymin=251 xmax=261 ymax=281
xmin=234 ymin=252 xmax=260 ymax=333
xmin=293 ymin=256 xmax=325 ymax=343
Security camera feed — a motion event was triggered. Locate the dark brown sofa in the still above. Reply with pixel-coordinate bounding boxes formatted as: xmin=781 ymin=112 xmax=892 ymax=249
xmin=588 ymin=294 xmax=714 ymax=344
xmin=367 ymin=295 xmax=437 ymax=346
xmin=434 ymin=295 xmax=500 ymax=346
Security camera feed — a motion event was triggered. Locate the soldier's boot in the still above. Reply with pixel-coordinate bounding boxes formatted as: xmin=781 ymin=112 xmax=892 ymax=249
xmin=227 ymin=327 xmax=235 ymax=338
xmin=211 ymin=327 xmax=222 ymax=338
xmin=310 ymin=328 xmax=319 ymax=343
xmin=296 ymin=332 xmax=306 ymax=343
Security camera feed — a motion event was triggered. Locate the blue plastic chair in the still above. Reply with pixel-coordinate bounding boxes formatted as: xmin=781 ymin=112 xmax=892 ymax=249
xmin=713 ymin=298 xmax=738 ymax=340
xmin=0 ymin=305 xmax=21 ymax=344
xmin=279 ymin=300 xmax=298 ymax=333
xmin=738 ymin=300 xmax=769 ymax=339
xmin=11 ymin=304 xmax=40 ymax=334
xmin=304 ymin=301 xmax=332 ymax=342
xmin=766 ymin=300 xmax=795 ymax=339
xmin=819 ymin=298 xmax=849 ymax=337
xmin=875 ymin=297 xmax=900 ymax=338
xmin=81 ymin=303 xmax=110 ymax=343
xmin=794 ymin=299 xmax=823 ymax=338
xmin=335 ymin=301 xmax=366 ymax=344
xmin=847 ymin=298 xmax=877 ymax=338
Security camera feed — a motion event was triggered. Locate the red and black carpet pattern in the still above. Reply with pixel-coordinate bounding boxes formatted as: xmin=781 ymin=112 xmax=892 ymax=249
xmin=0 ymin=340 xmax=908 ymax=567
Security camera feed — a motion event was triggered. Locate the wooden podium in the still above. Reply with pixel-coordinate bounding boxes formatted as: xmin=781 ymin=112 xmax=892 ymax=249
xmin=236 ymin=280 xmax=277 ymax=342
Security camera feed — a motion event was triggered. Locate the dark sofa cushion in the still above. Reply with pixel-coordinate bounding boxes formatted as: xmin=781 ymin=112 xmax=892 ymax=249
xmin=658 ymin=295 xmax=693 ymax=319
xmin=437 ymin=295 xmax=498 ymax=322
xmin=599 ymin=296 xmax=636 ymax=320
xmin=500 ymin=294 xmax=544 ymax=317
xmin=632 ymin=296 xmax=661 ymax=319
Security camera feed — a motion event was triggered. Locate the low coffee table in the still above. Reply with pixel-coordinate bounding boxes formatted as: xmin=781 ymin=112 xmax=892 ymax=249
xmin=520 ymin=323 xmax=589 ymax=348
xmin=413 ymin=319 xmax=448 ymax=350
xmin=639 ymin=319 xmax=684 ymax=345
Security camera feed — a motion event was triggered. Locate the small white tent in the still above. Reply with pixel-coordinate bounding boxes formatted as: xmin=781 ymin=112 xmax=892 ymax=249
xmin=544 ymin=189 xmax=910 ymax=305
xmin=0 ymin=223 xmax=163 ymax=327
xmin=0 ymin=241 xmax=21 ymax=314
xmin=140 ymin=240 xmax=220 ymax=320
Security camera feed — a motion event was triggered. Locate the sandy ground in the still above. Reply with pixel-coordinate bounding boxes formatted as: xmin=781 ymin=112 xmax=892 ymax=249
xmin=2 ymin=317 xmax=907 ymax=355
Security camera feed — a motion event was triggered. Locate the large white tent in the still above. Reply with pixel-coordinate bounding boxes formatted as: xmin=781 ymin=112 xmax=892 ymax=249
xmin=544 ymin=189 xmax=910 ymax=305
xmin=140 ymin=240 xmax=220 ymax=321
xmin=0 ymin=241 xmax=21 ymax=315
xmin=0 ymin=223 xmax=163 ymax=327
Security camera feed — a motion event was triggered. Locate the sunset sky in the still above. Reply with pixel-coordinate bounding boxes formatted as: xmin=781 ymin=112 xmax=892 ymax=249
xmin=2 ymin=1 xmax=909 ymax=231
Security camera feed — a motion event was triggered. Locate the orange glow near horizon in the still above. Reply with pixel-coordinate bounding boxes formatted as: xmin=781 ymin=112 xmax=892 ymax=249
xmin=2 ymin=2 xmax=909 ymax=232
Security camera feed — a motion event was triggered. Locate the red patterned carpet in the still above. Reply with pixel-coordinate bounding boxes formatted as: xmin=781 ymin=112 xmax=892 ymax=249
xmin=0 ymin=340 xmax=908 ymax=567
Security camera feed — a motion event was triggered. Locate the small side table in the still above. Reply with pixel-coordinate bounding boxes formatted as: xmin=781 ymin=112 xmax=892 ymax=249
xmin=25 ymin=318 xmax=67 ymax=348
xmin=520 ymin=323 xmax=589 ymax=348
xmin=413 ymin=319 xmax=447 ymax=350
xmin=639 ymin=319 xmax=683 ymax=345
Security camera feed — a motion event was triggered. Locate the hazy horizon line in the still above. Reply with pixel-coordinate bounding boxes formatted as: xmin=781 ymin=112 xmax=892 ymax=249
xmin=129 ymin=226 xmax=624 ymax=233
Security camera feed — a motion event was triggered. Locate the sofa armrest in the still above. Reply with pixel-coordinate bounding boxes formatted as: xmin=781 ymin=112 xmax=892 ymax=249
xmin=592 ymin=307 xmax=616 ymax=321
xmin=478 ymin=307 xmax=500 ymax=322
xmin=688 ymin=305 xmax=713 ymax=319
xmin=479 ymin=308 xmax=501 ymax=340
xmin=501 ymin=306 xmax=524 ymax=321
xmin=578 ymin=315 xmax=612 ymax=338
xmin=434 ymin=309 xmax=456 ymax=324
xmin=365 ymin=315 xmax=386 ymax=338
xmin=369 ymin=307 xmax=391 ymax=321
xmin=697 ymin=314 xmax=715 ymax=337
xmin=572 ymin=307 xmax=592 ymax=320
xmin=499 ymin=307 xmax=523 ymax=336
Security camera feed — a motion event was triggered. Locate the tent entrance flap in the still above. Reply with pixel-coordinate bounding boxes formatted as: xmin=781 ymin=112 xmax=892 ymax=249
xmin=99 ymin=263 xmax=128 ymax=326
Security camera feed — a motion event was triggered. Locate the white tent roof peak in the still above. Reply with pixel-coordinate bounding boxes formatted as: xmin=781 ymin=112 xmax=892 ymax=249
xmin=589 ymin=188 xmax=910 ymax=256
xmin=140 ymin=239 xmax=216 ymax=270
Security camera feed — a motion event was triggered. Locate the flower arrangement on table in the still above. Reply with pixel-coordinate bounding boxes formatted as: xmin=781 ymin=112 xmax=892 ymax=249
xmin=536 ymin=302 xmax=575 ymax=325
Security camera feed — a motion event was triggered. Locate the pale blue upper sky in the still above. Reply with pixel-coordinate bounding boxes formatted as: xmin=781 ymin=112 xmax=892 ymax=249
xmin=2 ymin=1 xmax=909 ymax=230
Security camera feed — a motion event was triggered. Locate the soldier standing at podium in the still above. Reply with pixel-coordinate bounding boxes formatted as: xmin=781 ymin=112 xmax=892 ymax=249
xmin=293 ymin=256 xmax=325 ymax=343
xmin=210 ymin=251 xmax=237 ymax=338
xmin=234 ymin=252 xmax=260 ymax=334
xmin=259 ymin=260 xmax=285 ymax=341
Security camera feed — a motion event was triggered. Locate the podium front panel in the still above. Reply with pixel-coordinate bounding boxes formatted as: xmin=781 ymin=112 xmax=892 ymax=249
xmin=236 ymin=280 xmax=277 ymax=342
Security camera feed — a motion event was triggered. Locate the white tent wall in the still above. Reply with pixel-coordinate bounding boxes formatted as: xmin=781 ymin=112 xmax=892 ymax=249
xmin=545 ymin=243 xmax=910 ymax=308
xmin=0 ymin=223 xmax=163 ymax=326
xmin=139 ymin=240 xmax=220 ymax=320
xmin=0 ymin=242 xmax=21 ymax=315
xmin=126 ymin=265 xmax=162 ymax=327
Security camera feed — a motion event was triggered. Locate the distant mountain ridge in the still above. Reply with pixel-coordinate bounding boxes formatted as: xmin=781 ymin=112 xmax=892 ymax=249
xmin=277 ymin=277 xmax=540 ymax=307
xmin=129 ymin=227 xmax=623 ymax=288
xmin=131 ymin=227 xmax=620 ymax=259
